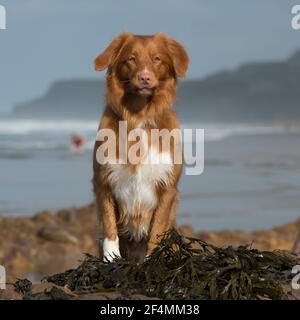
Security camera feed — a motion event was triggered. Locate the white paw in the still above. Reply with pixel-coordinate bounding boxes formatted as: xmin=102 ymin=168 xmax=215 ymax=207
xmin=103 ymin=237 xmax=121 ymax=262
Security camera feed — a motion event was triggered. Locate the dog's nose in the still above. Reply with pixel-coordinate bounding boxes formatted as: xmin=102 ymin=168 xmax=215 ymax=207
xmin=138 ymin=70 xmax=151 ymax=85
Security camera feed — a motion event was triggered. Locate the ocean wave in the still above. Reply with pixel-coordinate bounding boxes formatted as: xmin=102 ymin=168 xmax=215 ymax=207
xmin=181 ymin=123 xmax=287 ymax=141
xmin=0 ymin=119 xmax=99 ymax=134
xmin=0 ymin=139 xmax=96 ymax=155
xmin=0 ymin=120 xmax=293 ymax=154
xmin=0 ymin=119 xmax=289 ymax=138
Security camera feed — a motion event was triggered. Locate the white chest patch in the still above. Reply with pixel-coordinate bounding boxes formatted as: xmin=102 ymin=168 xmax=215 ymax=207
xmin=107 ymin=148 xmax=173 ymax=216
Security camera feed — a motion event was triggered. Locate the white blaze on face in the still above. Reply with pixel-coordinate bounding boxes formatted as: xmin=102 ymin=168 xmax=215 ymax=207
xmin=103 ymin=237 xmax=121 ymax=262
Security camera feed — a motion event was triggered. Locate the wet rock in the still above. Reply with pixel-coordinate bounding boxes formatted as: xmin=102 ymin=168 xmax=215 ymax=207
xmin=178 ymin=225 xmax=195 ymax=237
xmin=75 ymin=292 xmax=159 ymax=300
xmin=25 ymin=285 xmax=75 ymax=300
xmin=33 ymin=211 xmax=56 ymax=225
xmin=0 ymin=203 xmax=300 ymax=286
xmin=37 ymin=227 xmax=78 ymax=244
xmin=0 ymin=285 xmax=23 ymax=300
xmin=14 ymin=278 xmax=32 ymax=295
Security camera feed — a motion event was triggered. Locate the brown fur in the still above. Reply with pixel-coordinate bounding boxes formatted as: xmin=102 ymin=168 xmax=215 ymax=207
xmin=93 ymin=32 xmax=189 ymax=262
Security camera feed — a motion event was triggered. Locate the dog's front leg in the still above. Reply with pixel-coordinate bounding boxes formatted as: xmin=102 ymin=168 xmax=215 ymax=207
xmin=96 ymin=187 xmax=120 ymax=262
xmin=147 ymin=187 xmax=179 ymax=256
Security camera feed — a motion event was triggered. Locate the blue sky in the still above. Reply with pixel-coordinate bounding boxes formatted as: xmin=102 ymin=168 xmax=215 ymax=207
xmin=0 ymin=0 xmax=299 ymax=111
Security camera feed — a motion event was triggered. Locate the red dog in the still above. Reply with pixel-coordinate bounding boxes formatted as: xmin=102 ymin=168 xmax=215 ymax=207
xmin=93 ymin=32 xmax=189 ymax=262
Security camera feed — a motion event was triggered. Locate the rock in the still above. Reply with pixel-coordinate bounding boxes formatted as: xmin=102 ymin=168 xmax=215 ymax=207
xmin=37 ymin=227 xmax=78 ymax=244
xmin=0 ymin=284 xmax=22 ymax=300
xmin=178 ymin=225 xmax=195 ymax=237
xmin=33 ymin=211 xmax=56 ymax=225
xmin=14 ymin=278 xmax=32 ymax=295
xmin=292 ymin=230 xmax=300 ymax=253
xmin=57 ymin=209 xmax=77 ymax=223
xmin=256 ymin=294 xmax=272 ymax=300
xmin=0 ymin=203 xmax=300 ymax=287
xmin=27 ymin=284 xmax=76 ymax=300
xmin=282 ymin=283 xmax=300 ymax=300
xmin=75 ymin=292 xmax=159 ymax=300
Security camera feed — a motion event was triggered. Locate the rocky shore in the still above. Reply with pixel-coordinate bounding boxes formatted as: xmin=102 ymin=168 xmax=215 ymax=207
xmin=0 ymin=204 xmax=299 ymax=296
xmin=1 ymin=203 xmax=300 ymax=280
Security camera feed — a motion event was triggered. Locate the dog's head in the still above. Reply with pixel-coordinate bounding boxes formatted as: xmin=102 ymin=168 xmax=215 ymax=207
xmin=94 ymin=33 xmax=189 ymax=98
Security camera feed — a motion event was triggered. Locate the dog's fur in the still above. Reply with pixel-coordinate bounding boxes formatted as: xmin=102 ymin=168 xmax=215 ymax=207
xmin=93 ymin=32 xmax=189 ymax=262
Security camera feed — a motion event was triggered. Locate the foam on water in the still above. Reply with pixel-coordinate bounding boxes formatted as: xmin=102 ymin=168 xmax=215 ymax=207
xmin=181 ymin=122 xmax=287 ymax=142
xmin=0 ymin=119 xmax=99 ymax=134
xmin=0 ymin=119 xmax=291 ymax=154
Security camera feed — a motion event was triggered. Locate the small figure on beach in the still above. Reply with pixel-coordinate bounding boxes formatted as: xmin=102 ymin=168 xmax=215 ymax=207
xmin=70 ymin=133 xmax=86 ymax=153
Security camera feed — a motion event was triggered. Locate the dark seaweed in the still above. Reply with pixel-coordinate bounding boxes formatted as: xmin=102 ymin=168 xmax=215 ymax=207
xmin=14 ymin=279 xmax=32 ymax=295
xmin=44 ymin=230 xmax=299 ymax=300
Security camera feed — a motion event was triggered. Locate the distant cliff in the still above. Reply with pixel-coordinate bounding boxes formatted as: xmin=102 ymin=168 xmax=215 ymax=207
xmin=13 ymin=51 xmax=300 ymax=122
xmin=13 ymin=80 xmax=105 ymax=120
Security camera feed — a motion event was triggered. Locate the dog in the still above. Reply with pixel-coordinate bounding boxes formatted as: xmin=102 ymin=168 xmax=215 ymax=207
xmin=93 ymin=32 xmax=189 ymax=262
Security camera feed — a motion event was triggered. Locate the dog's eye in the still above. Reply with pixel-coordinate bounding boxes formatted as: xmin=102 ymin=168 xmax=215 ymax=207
xmin=128 ymin=56 xmax=136 ymax=63
xmin=154 ymin=56 xmax=161 ymax=63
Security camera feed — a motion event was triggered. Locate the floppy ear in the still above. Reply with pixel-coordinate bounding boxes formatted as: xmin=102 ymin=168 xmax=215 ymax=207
xmin=94 ymin=32 xmax=132 ymax=71
xmin=155 ymin=33 xmax=189 ymax=78
xmin=166 ymin=38 xmax=189 ymax=78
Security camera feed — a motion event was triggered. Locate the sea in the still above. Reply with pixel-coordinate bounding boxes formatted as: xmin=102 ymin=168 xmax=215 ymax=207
xmin=0 ymin=119 xmax=300 ymax=231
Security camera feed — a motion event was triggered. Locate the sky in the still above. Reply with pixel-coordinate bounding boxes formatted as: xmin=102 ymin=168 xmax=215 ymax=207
xmin=0 ymin=0 xmax=299 ymax=112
